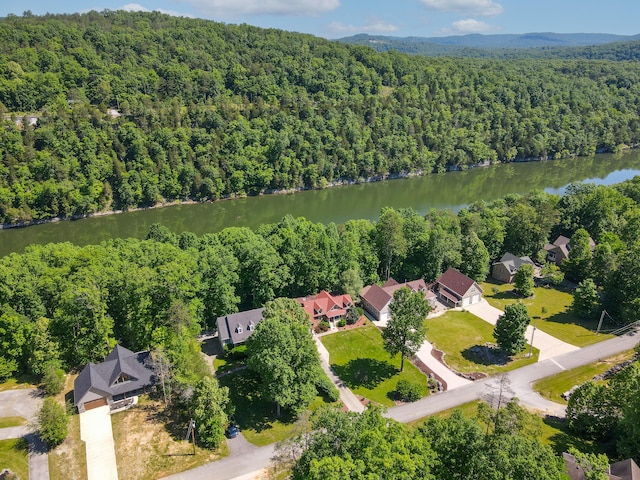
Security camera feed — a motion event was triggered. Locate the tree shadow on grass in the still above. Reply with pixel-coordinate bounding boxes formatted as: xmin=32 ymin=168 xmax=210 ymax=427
xmin=462 ymin=345 xmax=510 ymax=366
xmin=542 ymin=415 xmax=616 ymax=456
xmin=546 ymin=310 xmax=601 ymax=332
xmin=218 ymin=369 xmax=296 ymax=433
xmin=331 ymin=358 xmax=397 ymax=390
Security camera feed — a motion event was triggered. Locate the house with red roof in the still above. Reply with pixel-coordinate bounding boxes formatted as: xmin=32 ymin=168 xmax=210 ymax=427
xmin=360 ymin=278 xmax=437 ymax=323
xmin=297 ymin=290 xmax=354 ymax=328
xmin=435 ymin=267 xmax=483 ymax=307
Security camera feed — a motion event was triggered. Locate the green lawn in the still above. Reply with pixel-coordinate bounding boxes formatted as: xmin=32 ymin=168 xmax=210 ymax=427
xmin=219 ymin=369 xmax=336 ymax=446
xmin=480 ymin=280 xmax=614 ymax=347
xmin=320 ymin=325 xmax=429 ymax=407
xmin=533 ymin=349 xmax=636 ymax=404
xmin=425 ymin=311 xmax=538 ymax=376
xmin=0 ymin=416 xmax=27 ymax=428
xmin=0 ymin=438 xmax=29 ymax=480
xmin=407 ymin=401 xmax=483 ymax=428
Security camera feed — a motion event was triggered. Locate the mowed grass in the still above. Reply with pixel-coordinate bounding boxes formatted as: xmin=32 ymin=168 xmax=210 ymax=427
xmin=425 ymin=311 xmax=538 ymax=376
xmin=321 ymin=325 xmax=429 ymax=407
xmin=0 ymin=438 xmax=29 ymax=479
xmin=0 ymin=376 xmax=37 ymax=392
xmin=219 ymin=369 xmax=336 ymax=446
xmin=533 ymin=349 xmax=637 ymax=404
xmin=480 ymin=280 xmax=614 ymax=347
xmin=407 ymin=401 xmax=483 ymax=428
xmin=0 ymin=416 xmax=27 ymax=428
xmin=111 ymin=398 xmax=227 ymax=480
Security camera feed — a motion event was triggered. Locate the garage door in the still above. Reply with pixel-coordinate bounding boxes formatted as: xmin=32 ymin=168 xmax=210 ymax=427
xmin=84 ymin=398 xmax=107 ymax=411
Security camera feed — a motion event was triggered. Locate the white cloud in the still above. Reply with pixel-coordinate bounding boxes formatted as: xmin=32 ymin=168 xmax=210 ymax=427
xmin=446 ymin=18 xmax=497 ymax=33
xmin=182 ymin=0 xmax=340 ymax=17
xmin=329 ymin=19 xmax=398 ymax=35
xmin=419 ymin=0 xmax=503 ymax=16
xmin=121 ymin=3 xmax=195 ymax=17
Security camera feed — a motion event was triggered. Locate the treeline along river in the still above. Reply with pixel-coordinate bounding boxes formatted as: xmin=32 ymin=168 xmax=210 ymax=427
xmin=1 ymin=151 xmax=640 ymax=257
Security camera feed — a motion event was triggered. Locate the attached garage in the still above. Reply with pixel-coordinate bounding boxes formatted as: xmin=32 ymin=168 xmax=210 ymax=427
xmin=83 ymin=398 xmax=107 ymax=411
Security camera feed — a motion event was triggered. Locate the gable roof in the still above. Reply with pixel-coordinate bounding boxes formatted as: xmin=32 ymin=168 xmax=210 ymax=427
xmin=74 ymin=345 xmax=155 ymax=407
xmin=360 ymin=278 xmax=434 ymax=313
xmin=437 ymin=268 xmax=481 ymax=297
xmin=611 ymin=459 xmax=640 ymax=480
xmin=494 ymin=253 xmax=535 ymax=274
xmin=298 ymin=290 xmax=353 ymax=320
xmin=217 ymin=307 xmax=265 ymax=345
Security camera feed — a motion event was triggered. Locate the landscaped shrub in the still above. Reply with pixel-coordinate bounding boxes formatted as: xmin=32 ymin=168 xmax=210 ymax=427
xmin=316 ymin=321 xmax=330 ymax=333
xmin=337 ymin=319 xmax=347 ymax=328
xmin=42 ymin=363 xmax=65 ymax=396
xmin=346 ymin=308 xmax=364 ymax=325
xmin=229 ymin=344 xmax=248 ymax=360
xmin=315 ymin=375 xmax=340 ymax=402
xmin=395 ymin=379 xmax=422 ymax=402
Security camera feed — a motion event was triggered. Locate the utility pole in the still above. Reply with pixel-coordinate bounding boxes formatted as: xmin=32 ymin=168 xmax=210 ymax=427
xmin=596 ymin=310 xmax=606 ymax=334
xmin=528 ymin=322 xmax=536 ymax=358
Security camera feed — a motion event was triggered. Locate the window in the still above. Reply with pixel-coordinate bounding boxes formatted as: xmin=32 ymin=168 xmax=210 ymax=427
xmin=236 ymin=324 xmax=243 ymax=334
xmin=114 ymin=373 xmax=131 ymax=384
xmin=248 ymin=322 xmax=254 ymax=331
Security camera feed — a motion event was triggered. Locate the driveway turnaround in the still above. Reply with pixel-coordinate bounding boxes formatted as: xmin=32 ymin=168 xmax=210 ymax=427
xmin=79 ymin=405 xmax=119 ymax=480
xmin=413 ymin=341 xmax=472 ymax=390
xmin=0 ymin=388 xmax=49 ymax=480
xmin=466 ymin=300 xmax=579 ymax=361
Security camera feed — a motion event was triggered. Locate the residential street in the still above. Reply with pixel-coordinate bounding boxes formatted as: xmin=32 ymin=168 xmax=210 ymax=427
xmin=0 ymin=388 xmax=50 ymax=480
xmin=168 ymin=328 xmax=639 ymax=480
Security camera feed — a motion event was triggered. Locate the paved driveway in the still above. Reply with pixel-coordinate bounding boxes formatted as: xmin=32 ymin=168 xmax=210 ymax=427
xmin=0 ymin=388 xmax=49 ymax=480
xmin=79 ymin=405 xmax=119 ymax=480
xmin=413 ymin=341 xmax=472 ymax=390
xmin=466 ymin=300 xmax=579 ymax=361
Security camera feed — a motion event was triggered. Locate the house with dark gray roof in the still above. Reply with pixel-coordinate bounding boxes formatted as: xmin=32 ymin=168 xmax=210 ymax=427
xmin=216 ymin=307 xmax=265 ymax=349
xmin=74 ymin=344 xmax=155 ymax=413
xmin=435 ymin=267 xmax=483 ymax=307
xmin=544 ymin=235 xmax=596 ymax=266
xmin=563 ymin=452 xmax=640 ymax=480
xmin=492 ymin=253 xmax=535 ymax=283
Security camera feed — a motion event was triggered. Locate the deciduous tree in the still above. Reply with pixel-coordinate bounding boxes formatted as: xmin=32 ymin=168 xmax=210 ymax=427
xmin=493 ymin=303 xmax=530 ymax=355
xmin=190 ymin=376 xmax=229 ymax=449
xmin=383 ymin=286 xmax=430 ymax=371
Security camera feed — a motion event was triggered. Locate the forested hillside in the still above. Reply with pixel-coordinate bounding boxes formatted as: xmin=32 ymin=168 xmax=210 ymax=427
xmin=1 ymin=11 xmax=640 ymax=223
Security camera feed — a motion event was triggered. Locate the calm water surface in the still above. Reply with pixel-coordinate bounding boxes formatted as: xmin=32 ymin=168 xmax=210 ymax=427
xmin=2 ymin=151 xmax=640 ymax=257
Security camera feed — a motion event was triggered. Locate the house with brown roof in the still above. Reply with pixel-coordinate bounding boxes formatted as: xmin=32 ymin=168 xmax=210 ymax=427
xmin=216 ymin=307 xmax=265 ymax=349
xmin=360 ymin=278 xmax=436 ymax=323
xmin=544 ymin=235 xmax=596 ymax=266
xmin=563 ymin=452 xmax=640 ymax=480
xmin=492 ymin=253 xmax=535 ymax=283
xmin=297 ymin=290 xmax=353 ymax=328
xmin=435 ymin=267 xmax=483 ymax=307
xmin=74 ymin=345 xmax=156 ymax=413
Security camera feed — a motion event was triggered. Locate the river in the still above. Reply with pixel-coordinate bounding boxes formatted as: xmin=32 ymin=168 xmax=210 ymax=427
xmin=2 ymin=151 xmax=640 ymax=257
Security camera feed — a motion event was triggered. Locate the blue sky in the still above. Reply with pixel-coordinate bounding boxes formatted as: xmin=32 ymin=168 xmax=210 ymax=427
xmin=2 ymin=0 xmax=639 ymax=39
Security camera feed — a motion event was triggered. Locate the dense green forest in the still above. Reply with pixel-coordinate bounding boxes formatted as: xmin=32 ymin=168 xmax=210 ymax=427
xmin=1 ymin=11 xmax=640 ymax=223
xmin=2 ymin=177 xmax=640 ymax=380
xmin=339 ymin=34 xmax=640 ymax=60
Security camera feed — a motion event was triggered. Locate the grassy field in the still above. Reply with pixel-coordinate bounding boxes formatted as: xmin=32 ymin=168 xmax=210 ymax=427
xmin=111 ymin=398 xmax=227 ymax=480
xmin=219 ymin=369 xmax=335 ymax=446
xmin=0 ymin=376 xmax=37 ymax=393
xmin=320 ymin=325 xmax=429 ymax=407
xmin=425 ymin=311 xmax=538 ymax=376
xmin=407 ymin=401 xmax=483 ymax=428
xmin=533 ymin=349 xmax=637 ymax=404
xmin=480 ymin=280 xmax=614 ymax=347
xmin=0 ymin=438 xmax=29 ymax=479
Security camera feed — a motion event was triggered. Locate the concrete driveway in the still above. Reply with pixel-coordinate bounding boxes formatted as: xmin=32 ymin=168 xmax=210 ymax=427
xmin=79 ymin=405 xmax=119 ymax=480
xmin=0 ymin=388 xmax=49 ymax=480
xmin=466 ymin=300 xmax=579 ymax=361
xmin=413 ymin=341 xmax=472 ymax=390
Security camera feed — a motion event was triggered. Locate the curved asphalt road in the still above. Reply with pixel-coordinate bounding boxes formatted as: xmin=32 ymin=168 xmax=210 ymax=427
xmin=166 ymin=328 xmax=639 ymax=480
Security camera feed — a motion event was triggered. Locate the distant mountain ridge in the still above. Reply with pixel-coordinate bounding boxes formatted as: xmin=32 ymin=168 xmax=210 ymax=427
xmin=339 ymin=32 xmax=640 ymax=51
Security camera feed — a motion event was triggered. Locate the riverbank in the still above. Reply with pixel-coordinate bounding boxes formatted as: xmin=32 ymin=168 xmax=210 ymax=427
xmin=1 ymin=168 xmax=433 ymax=230
xmin=0 ymin=154 xmax=571 ymax=231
